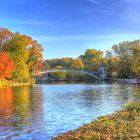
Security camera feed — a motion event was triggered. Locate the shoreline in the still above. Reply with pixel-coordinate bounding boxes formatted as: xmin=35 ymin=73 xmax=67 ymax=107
xmin=1 ymin=78 xmax=140 ymax=87
xmin=0 ymin=79 xmax=35 ymax=88
xmin=52 ymin=101 xmax=140 ymax=140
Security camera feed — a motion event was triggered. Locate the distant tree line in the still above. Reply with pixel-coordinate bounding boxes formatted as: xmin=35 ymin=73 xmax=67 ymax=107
xmin=44 ymin=40 xmax=140 ymax=80
xmin=45 ymin=49 xmax=103 ymax=71
xmin=105 ymin=40 xmax=140 ymax=78
xmin=46 ymin=71 xmax=95 ymax=82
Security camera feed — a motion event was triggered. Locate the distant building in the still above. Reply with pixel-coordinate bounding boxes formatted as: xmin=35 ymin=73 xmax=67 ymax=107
xmin=99 ymin=59 xmax=107 ymax=80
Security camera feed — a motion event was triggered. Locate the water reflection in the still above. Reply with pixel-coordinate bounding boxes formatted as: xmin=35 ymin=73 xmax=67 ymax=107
xmin=0 ymin=83 xmax=140 ymax=139
xmin=0 ymin=88 xmax=13 ymax=129
xmin=0 ymin=86 xmax=44 ymax=139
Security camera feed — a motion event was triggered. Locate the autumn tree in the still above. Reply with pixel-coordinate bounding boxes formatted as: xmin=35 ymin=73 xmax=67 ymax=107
xmin=105 ymin=50 xmax=114 ymax=77
xmin=48 ymin=71 xmax=67 ymax=81
xmin=0 ymin=52 xmax=15 ymax=79
xmin=131 ymin=41 xmax=140 ymax=77
xmin=70 ymin=58 xmax=84 ymax=70
xmin=45 ymin=57 xmax=84 ymax=70
xmin=22 ymin=35 xmax=44 ymax=71
xmin=4 ymin=33 xmax=30 ymax=82
xmin=112 ymin=40 xmax=140 ymax=78
xmin=2 ymin=28 xmax=44 ymax=81
xmin=0 ymin=27 xmax=12 ymax=51
xmin=46 ymin=58 xmax=61 ymax=68
xmin=31 ymin=59 xmax=45 ymax=71
xmin=80 ymin=49 xmax=103 ymax=71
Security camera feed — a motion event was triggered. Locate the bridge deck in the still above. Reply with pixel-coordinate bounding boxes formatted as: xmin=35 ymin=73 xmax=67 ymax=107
xmin=34 ymin=69 xmax=101 ymax=80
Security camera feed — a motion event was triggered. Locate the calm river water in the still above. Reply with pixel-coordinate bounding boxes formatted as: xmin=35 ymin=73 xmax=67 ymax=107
xmin=0 ymin=83 xmax=140 ymax=140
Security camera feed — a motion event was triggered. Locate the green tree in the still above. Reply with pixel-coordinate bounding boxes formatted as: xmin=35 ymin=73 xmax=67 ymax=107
xmin=131 ymin=43 xmax=140 ymax=77
xmin=3 ymin=31 xmax=44 ymax=82
xmin=112 ymin=40 xmax=140 ymax=78
xmin=0 ymin=27 xmax=12 ymax=51
xmin=49 ymin=71 xmax=67 ymax=81
xmin=4 ymin=33 xmax=30 ymax=82
xmin=70 ymin=58 xmax=84 ymax=70
xmin=24 ymin=35 xmax=43 ymax=71
xmin=45 ymin=57 xmax=84 ymax=70
xmin=80 ymin=48 xmax=103 ymax=71
xmin=105 ymin=50 xmax=113 ymax=77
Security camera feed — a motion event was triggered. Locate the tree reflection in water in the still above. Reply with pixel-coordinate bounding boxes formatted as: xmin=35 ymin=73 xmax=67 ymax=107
xmin=0 ymin=86 xmax=44 ymax=139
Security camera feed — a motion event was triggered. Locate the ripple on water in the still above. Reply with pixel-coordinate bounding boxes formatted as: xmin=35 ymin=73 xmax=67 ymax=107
xmin=0 ymin=83 xmax=140 ymax=139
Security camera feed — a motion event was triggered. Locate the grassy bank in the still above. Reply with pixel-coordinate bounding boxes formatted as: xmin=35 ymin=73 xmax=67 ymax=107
xmin=52 ymin=101 xmax=140 ymax=140
xmin=0 ymin=79 xmax=35 ymax=87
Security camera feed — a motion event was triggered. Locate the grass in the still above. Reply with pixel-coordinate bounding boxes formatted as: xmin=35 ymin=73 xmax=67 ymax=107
xmin=52 ymin=101 xmax=140 ymax=140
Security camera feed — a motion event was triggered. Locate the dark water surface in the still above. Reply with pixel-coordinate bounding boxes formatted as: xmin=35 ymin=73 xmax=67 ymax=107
xmin=0 ymin=83 xmax=140 ymax=140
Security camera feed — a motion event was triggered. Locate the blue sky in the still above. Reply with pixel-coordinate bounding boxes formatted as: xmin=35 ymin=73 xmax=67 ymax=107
xmin=1 ymin=0 xmax=140 ymax=59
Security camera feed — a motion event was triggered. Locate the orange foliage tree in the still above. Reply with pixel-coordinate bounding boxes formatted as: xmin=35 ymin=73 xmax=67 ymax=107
xmin=0 ymin=52 xmax=15 ymax=78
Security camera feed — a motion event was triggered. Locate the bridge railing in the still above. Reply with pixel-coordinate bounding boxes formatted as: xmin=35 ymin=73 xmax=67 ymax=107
xmin=39 ymin=68 xmax=98 ymax=73
xmin=33 ymin=68 xmax=100 ymax=80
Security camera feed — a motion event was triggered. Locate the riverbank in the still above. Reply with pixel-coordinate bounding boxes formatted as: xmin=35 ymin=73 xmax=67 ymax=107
xmin=0 ymin=79 xmax=35 ymax=87
xmin=52 ymin=101 xmax=140 ymax=140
